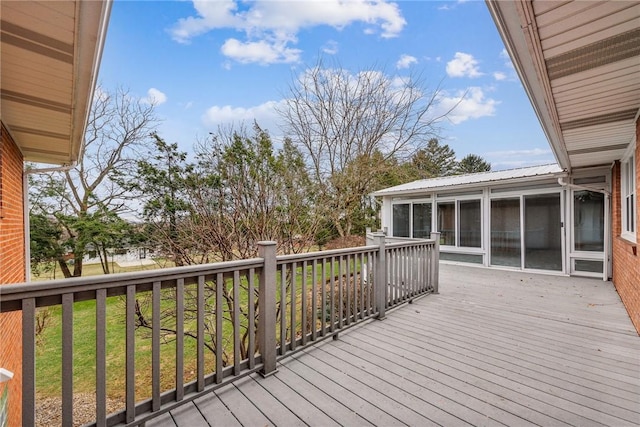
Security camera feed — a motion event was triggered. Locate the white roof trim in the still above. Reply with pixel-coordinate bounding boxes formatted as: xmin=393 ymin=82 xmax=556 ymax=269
xmin=372 ymin=164 xmax=565 ymax=197
xmin=485 ymin=0 xmax=570 ymax=171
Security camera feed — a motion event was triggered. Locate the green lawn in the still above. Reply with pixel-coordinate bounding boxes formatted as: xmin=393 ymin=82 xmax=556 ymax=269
xmin=34 ymin=256 xmax=369 ymax=401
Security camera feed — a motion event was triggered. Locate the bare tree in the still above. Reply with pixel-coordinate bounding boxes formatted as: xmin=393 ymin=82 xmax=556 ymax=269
xmin=29 ymin=86 xmax=158 ymax=277
xmin=278 ymin=60 xmax=450 ymax=236
xmin=189 ymin=123 xmax=322 ymax=260
xmin=132 ymin=124 xmax=322 ymax=366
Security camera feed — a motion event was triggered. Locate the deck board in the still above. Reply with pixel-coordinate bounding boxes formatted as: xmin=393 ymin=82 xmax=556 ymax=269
xmin=232 ymin=375 xmax=306 ymax=427
xmin=389 ymin=314 xmax=640 ymax=405
xmin=213 ymin=382 xmax=272 ymax=426
xmin=248 ymin=372 xmax=341 ymax=427
xmin=283 ymin=355 xmax=407 ymax=426
xmin=169 ymin=402 xmax=208 ymax=426
xmin=165 ymin=264 xmax=640 ymax=427
xmin=193 ymin=392 xmax=241 ymax=426
xmin=291 ymin=349 xmax=455 ymax=426
xmin=354 ymin=325 xmax=605 ymax=426
xmin=145 ymin=411 xmax=175 ymax=427
xmin=373 ymin=317 xmax=639 ymax=423
xmin=272 ymin=363 xmax=374 ymax=426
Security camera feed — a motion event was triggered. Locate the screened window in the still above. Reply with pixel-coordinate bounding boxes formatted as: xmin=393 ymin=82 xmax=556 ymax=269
xmin=574 ymin=191 xmax=604 ymax=252
xmin=437 ymin=199 xmax=481 ymax=248
xmin=437 ymin=202 xmax=456 ymax=245
xmin=412 ymin=203 xmax=432 ymax=238
xmin=392 ymin=202 xmax=432 ymax=238
xmin=622 ymin=152 xmax=636 ymax=238
xmin=459 ymin=200 xmax=481 ymax=247
xmin=392 ymin=204 xmax=410 ymax=237
xmin=491 ymin=198 xmax=521 ymax=267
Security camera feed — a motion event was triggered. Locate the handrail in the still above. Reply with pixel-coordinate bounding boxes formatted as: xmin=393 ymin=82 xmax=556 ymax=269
xmin=0 ymin=258 xmax=265 ymax=312
xmin=7 ymin=236 xmax=438 ymax=426
xmin=276 ymin=245 xmax=379 ymax=264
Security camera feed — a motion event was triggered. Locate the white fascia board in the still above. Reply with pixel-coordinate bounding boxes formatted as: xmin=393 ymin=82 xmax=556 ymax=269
xmin=485 ymin=0 xmax=571 ymax=171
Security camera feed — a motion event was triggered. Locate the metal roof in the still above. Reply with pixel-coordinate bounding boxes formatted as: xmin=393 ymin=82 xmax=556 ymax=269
xmin=1 ymin=0 xmax=112 ymax=165
xmin=486 ymin=1 xmax=640 ymax=172
xmin=372 ymin=164 xmax=564 ymax=197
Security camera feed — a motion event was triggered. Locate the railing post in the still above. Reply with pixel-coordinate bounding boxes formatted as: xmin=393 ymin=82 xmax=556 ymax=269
xmin=430 ymin=232 xmax=440 ymax=294
xmin=372 ymin=232 xmax=387 ymax=320
xmin=258 ymin=241 xmax=277 ymax=377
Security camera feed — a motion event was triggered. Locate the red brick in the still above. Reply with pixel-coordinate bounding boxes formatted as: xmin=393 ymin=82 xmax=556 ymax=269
xmin=611 ymin=117 xmax=640 ymax=335
xmin=0 ymin=121 xmax=25 ymax=426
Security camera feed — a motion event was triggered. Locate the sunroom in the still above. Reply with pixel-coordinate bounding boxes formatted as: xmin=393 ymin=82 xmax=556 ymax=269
xmin=373 ymin=164 xmax=611 ymax=280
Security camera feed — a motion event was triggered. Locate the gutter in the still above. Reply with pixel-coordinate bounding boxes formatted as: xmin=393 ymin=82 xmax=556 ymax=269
xmin=556 ymin=177 xmax=610 ymax=197
xmin=23 ymin=162 xmax=77 ymax=282
xmin=484 ymin=0 xmax=571 ymax=172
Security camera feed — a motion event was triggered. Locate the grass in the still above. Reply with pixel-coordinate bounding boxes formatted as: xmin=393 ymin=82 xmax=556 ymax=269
xmin=32 ymin=259 xmax=174 ymax=281
xmin=34 ymin=255 xmax=370 ymax=402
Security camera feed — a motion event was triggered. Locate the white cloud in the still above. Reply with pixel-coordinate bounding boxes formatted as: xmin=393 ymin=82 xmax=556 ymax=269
xmin=396 ymin=54 xmax=417 ymax=69
xmin=493 ymin=71 xmax=506 ymax=81
xmin=170 ymin=0 xmax=406 ymax=64
xmin=221 ymin=38 xmax=302 ymax=64
xmin=438 ymin=1 xmax=469 ymax=12
xmin=446 ymin=52 xmax=483 ymax=78
xmin=202 ymin=99 xmax=286 ymax=138
xmin=322 ymin=40 xmax=339 ymax=55
xmin=435 ymin=87 xmax=497 ymax=124
xmin=143 ymin=88 xmax=167 ymax=105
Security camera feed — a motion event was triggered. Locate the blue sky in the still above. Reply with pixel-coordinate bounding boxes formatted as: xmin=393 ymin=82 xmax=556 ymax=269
xmin=98 ymin=0 xmax=556 ymax=170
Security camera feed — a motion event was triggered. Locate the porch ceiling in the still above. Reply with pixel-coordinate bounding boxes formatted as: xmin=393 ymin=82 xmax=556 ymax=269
xmin=0 ymin=0 xmax=111 ymax=165
xmin=487 ymin=0 xmax=640 ymax=172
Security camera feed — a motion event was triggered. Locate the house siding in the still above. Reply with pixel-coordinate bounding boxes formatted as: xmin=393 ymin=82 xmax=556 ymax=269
xmin=0 ymin=121 xmax=25 ymax=426
xmin=611 ymin=117 xmax=640 ymax=335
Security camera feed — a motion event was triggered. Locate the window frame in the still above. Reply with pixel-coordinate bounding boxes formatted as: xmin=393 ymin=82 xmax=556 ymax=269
xmin=435 ymin=195 xmax=483 ymax=249
xmin=390 ymin=199 xmax=433 ymax=239
xmin=621 ymin=140 xmax=636 ymax=242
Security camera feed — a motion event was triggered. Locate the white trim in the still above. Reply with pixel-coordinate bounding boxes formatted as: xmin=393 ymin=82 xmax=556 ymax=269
xmin=620 ymin=138 xmax=636 ymax=242
xmin=0 ymin=368 xmax=13 ymax=383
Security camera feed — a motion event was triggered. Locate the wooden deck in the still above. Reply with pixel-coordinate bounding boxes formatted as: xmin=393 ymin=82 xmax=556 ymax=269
xmin=148 ymin=264 xmax=640 ymax=427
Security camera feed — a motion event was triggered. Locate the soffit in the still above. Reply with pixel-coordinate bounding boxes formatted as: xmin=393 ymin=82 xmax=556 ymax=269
xmin=487 ymin=0 xmax=640 ymax=171
xmin=0 ymin=1 xmax=111 ymax=165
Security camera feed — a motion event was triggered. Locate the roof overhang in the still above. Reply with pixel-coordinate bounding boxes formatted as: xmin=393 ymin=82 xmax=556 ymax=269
xmin=486 ymin=0 xmax=640 ymax=172
xmin=1 ymin=0 xmax=112 ymax=165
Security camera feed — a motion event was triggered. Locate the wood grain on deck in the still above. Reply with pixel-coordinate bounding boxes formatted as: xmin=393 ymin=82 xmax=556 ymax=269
xmin=148 ymin=264 xmax=640 ymax=427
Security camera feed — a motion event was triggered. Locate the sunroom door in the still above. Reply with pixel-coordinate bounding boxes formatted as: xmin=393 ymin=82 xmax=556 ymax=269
xmin=490 ymin=198 xmax=521 ymax=268
xmin=524 ymin=193 xmax=562 ymax=271
xmin=571 ymin=190 xmax=606 ymax=277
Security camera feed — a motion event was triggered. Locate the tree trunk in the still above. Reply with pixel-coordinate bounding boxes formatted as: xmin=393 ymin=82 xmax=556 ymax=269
xmin=72 ymin=252 xmax=83 ymax=277
xmin=57 ymin=258 xmax=73 ymax=278
xmin=98 ymin=245 xmax=110 ymax=274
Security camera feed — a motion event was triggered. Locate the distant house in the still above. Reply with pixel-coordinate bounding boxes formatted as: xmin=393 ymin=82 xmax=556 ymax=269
xmin=82 ymin=244 xmax=156 ymax=266
xmin=375 ymin=1 xmax=639 ymax=334
xmin=0 ymin=1 xmax=111 ymax=424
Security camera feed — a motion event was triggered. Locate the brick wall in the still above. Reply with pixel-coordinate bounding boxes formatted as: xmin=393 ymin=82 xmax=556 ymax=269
xmin=611 ymin=117 xmax=640 ymax=335
xmin=0 ymin=121 xmax=25 ymax=426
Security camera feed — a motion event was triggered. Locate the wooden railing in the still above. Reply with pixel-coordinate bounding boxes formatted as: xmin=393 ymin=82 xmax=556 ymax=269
xmin=0 ymin=233 xmax=439 ymax=426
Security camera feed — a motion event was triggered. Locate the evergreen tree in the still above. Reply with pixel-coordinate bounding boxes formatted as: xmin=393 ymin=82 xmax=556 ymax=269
xmin=410 ymin=138 xmax=457 ymax=179
xmin=456 ymin=154 xmax=491 ymax=174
